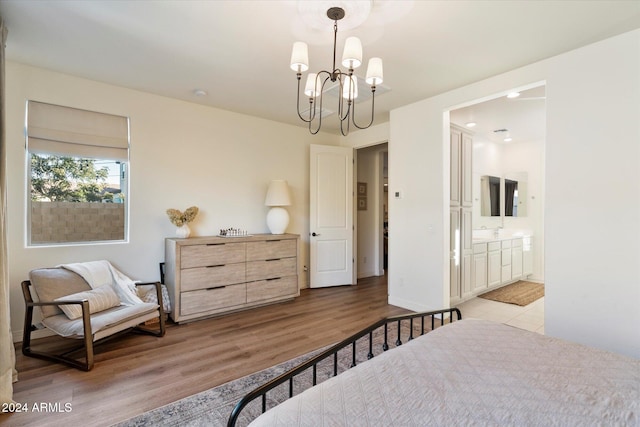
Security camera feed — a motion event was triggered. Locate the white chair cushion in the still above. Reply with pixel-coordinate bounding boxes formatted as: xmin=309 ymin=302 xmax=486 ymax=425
xmin=54 ymin=285 xmax=121 ymax=320
xmin=42 ymin=303 xmax=159 ymax=338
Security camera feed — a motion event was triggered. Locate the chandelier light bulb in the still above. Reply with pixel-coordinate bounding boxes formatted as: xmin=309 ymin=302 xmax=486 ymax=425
xmin=341 ymin=37 xmax=363 ymax=69
xmin=304 ymin=73 xmax=320 ymax=98
xmin=342 ymin=75 xmax=358 ymax=100
xmin=290 ymin=41 xmax=309 ymax=73
xmin=365 ymin=57 xmax=383 ymax=85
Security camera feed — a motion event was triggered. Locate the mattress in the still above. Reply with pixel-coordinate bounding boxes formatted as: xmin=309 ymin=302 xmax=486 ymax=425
xmin=249 ymin=319 xmax=639 ymax=426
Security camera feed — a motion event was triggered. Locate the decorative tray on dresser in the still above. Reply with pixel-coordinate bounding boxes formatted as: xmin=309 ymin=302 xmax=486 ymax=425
xmin=164 ymin=233 xmax=299 ymax=323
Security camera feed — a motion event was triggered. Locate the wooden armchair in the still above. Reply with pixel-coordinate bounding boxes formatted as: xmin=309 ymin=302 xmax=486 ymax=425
xmin=21 ymin=267 xmax=165 ymax=371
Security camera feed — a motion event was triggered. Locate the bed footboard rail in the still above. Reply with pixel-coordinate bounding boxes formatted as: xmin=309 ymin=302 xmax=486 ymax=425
xmin=228 ymin=307 xmax=462 ymax=427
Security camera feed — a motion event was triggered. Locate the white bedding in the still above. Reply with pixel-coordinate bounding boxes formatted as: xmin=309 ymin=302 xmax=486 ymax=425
xmin=249 ymin=319 xmax=639 ymax=426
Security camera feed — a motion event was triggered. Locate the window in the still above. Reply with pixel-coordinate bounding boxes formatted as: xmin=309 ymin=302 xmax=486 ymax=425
xmin=26 ymin=101 xmax=130 ymax=245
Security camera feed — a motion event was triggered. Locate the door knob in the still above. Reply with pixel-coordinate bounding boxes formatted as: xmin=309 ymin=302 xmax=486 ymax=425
xmin=311 ymin=232 xmax=320 ymax=236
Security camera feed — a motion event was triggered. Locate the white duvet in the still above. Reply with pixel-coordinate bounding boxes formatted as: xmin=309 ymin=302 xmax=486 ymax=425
xmin=249 ymin=319 xmax=639 ymax=426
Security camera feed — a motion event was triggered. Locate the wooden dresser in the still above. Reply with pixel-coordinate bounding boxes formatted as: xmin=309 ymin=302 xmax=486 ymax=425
xmin=164 ymin=233 xmax=299 ymax=323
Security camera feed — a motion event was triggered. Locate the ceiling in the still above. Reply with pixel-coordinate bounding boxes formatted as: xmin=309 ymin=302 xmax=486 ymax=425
xmin=450 ymin=85 xmax=546 ymax=145
xmin=1 ymin=1 xmax=639 ymax=135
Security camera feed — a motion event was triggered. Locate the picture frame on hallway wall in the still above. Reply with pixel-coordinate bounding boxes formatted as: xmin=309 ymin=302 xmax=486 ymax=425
xmin=357 ymin=182 xmax=367 ymax=211
xmin=358 ymin=197 xmax=367 ymax=211
xmin=357 ymin=182 xmax=367 ymax=197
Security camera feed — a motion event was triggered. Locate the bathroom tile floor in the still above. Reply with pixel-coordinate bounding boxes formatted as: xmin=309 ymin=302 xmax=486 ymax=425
xmin=456 ymin=296 xmax=545 ymax=334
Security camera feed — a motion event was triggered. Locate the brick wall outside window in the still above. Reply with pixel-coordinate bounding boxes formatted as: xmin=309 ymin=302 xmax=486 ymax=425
xmin=31 ymin=201 xmax=125 ymax=244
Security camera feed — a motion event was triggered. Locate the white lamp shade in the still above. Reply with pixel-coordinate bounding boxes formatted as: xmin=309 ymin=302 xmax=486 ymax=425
xmin=341 ymin=37 xmax=362 ymax=69
xmin=304 ymin=73 xmax=320 ymax=98
xmin=290 ymin=42 xmax=309 ymax=73
xmin=266 ymin=207 xmax=290 ymax=235
xmin=342 ymin=75 xmax=358 ymax=100
xmin=365 ymin=57 xmax=383 ymax=85
xmin=265 ymin=180 xmax=291 ymax=206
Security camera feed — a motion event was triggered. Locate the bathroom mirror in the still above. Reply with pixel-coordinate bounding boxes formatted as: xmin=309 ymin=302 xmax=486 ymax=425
xmin=504 ymin=172 xmax=527 ymax=217
xmin=480 ymin=175 xmax=500 ymax=217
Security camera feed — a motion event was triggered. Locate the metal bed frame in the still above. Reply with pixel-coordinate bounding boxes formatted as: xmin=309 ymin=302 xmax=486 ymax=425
xmin=227 ymin=307 xmax=462 ymax=426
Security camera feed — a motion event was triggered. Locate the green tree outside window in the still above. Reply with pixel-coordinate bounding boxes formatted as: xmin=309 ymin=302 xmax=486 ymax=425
xmin=30 ymin=154 xmax=109 ymax=202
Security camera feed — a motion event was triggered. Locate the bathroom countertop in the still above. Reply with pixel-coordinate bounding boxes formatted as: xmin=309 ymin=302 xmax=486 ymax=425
xmin=472 ymin=234 xmax=532 ymax=243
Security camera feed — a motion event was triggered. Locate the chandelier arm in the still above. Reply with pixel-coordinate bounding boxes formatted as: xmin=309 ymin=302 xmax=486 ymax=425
xmin=308 ymin=74 xmax=332 ymax=135
xmin=295 ymin=73 xmax=314 ymax=123
xmin=340 ymin=104 xmax=351 ymax=136
xmin=352 ymin=87 xmax=376 ymax=130
xmin=308 ymin=99 xmax=322 ymax=134
xmin=335 ymin=73 xmax=352 ymax=122
xmin=331 ymin=21 xmax=338 ymax=79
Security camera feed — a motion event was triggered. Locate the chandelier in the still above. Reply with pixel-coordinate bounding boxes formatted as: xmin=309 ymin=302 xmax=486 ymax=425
xmin=290 ymin=7 xmax=383 ymax=136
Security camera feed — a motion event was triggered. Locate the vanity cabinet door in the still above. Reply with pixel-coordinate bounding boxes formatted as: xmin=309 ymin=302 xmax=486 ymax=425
xmin=449 ymin=208 xmax=461 ymax=302
xmin=450 ymin=128 xmax=461 ymax=207
xmin=522 ymin=236 xmax=533 ymax=277
xmin=488 ymin=249 xmax=501 ymax=287
xmin=472 ymin=243 xmax=488 ymax=292
xmin=511 ymin=238 xmax=523 ymax=280
xmin=461 ymin=132 xmax=473 ymax=207
xmin=461 ymin=209 xmax=473 ymax=298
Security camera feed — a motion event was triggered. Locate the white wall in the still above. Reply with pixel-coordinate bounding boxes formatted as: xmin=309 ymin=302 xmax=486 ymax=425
xmin=543 ymin=30 xmax=639 ymax=358
xmin=388 ymin=29 xmax=640 ymax=358
xmin=6 ymin=62 xmax=340 ymax=340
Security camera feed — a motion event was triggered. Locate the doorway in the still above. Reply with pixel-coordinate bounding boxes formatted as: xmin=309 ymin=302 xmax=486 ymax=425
xmin=448 ymin=84 xmax=546 ymax=326
xmin=355 ymin=143 xmax=388 ymax=280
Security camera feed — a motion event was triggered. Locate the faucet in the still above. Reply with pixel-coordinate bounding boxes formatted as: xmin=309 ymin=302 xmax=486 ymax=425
xmin=494 ymin=226 xmax=503 ymax=238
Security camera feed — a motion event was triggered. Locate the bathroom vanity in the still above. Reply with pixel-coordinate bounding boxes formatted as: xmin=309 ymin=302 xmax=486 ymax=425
xmin=467 ymin=233 xmax=533 ymax=301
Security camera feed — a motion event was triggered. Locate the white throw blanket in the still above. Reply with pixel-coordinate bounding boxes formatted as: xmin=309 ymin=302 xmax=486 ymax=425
xmin=59 ymin=260 xmax=144 ymax=306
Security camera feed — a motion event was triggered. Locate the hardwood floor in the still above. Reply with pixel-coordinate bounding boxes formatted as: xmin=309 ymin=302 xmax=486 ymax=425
xmin=5 ymin=275 xmax=409 ymax=427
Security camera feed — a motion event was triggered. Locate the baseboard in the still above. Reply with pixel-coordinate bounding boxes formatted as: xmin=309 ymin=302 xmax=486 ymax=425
xmin=388 ymin=295 xmax=438 ymax=313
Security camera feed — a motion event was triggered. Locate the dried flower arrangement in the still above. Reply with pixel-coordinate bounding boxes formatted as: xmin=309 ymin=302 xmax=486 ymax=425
xmin=166 ymin=206 xmax=199 ymax=227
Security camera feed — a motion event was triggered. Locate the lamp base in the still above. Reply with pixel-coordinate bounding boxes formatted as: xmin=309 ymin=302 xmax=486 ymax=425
xmin=266 ymin=207 xmax=290 ymax=235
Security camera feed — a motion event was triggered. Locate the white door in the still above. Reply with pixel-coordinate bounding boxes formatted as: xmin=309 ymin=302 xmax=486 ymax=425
xmin=309 ymin=144 xmax=354 ymax=287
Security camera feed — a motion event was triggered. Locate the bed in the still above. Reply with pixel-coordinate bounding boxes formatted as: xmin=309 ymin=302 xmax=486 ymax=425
xmin=228 ymin=308 xmax=639 ymax=426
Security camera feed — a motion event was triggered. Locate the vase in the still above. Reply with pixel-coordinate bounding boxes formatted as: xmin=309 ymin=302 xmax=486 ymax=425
xmin=176 ymin=224 xmax=191 ymax=238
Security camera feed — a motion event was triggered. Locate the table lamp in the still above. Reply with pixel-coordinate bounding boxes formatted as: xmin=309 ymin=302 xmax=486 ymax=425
xmin=265 ymin=180 xmax=291 ymax=234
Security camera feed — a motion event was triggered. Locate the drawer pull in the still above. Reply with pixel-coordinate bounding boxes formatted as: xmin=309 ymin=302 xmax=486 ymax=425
xmin=265 ymin=258 xmax=281 ymax=262
xmin=206 ymin=286 xmax=226 ymax=291
xmin=266 ymin=277 xmax=281 ymax=281
xmin=206 ymin=264 xmax=225 ymax=268
xmin=207 ymin=243 xmax=225 ymax=246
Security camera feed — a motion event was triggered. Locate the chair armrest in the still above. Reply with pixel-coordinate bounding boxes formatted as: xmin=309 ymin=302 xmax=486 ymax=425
xmin=135 ymin=281 xmax=161 ymax=287
xmin=134 ymin=281 xmax=165 ymax=317
xmin=26 ymin=299 xmax=88 ymax=308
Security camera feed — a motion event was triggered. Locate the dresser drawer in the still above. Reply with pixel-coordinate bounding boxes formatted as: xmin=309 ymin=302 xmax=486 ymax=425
xmin=180 ymin=283 xmax=246 ymax=316
xmin=246 ymin=257 xmax=297 ymax=281
xmin=181 ymin=264 xmax=245 ymax=291
xmin=180 ymin=242 xmax=246 ymax=269
xmin=246 ymin=276 xmax=298 ymax=304
xmin=247 ymin=239 xmax=296 ymax=261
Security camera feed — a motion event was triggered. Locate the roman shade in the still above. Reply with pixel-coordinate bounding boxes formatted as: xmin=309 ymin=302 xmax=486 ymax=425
xmin=26 ymin=100 xmax=129 ymax=161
